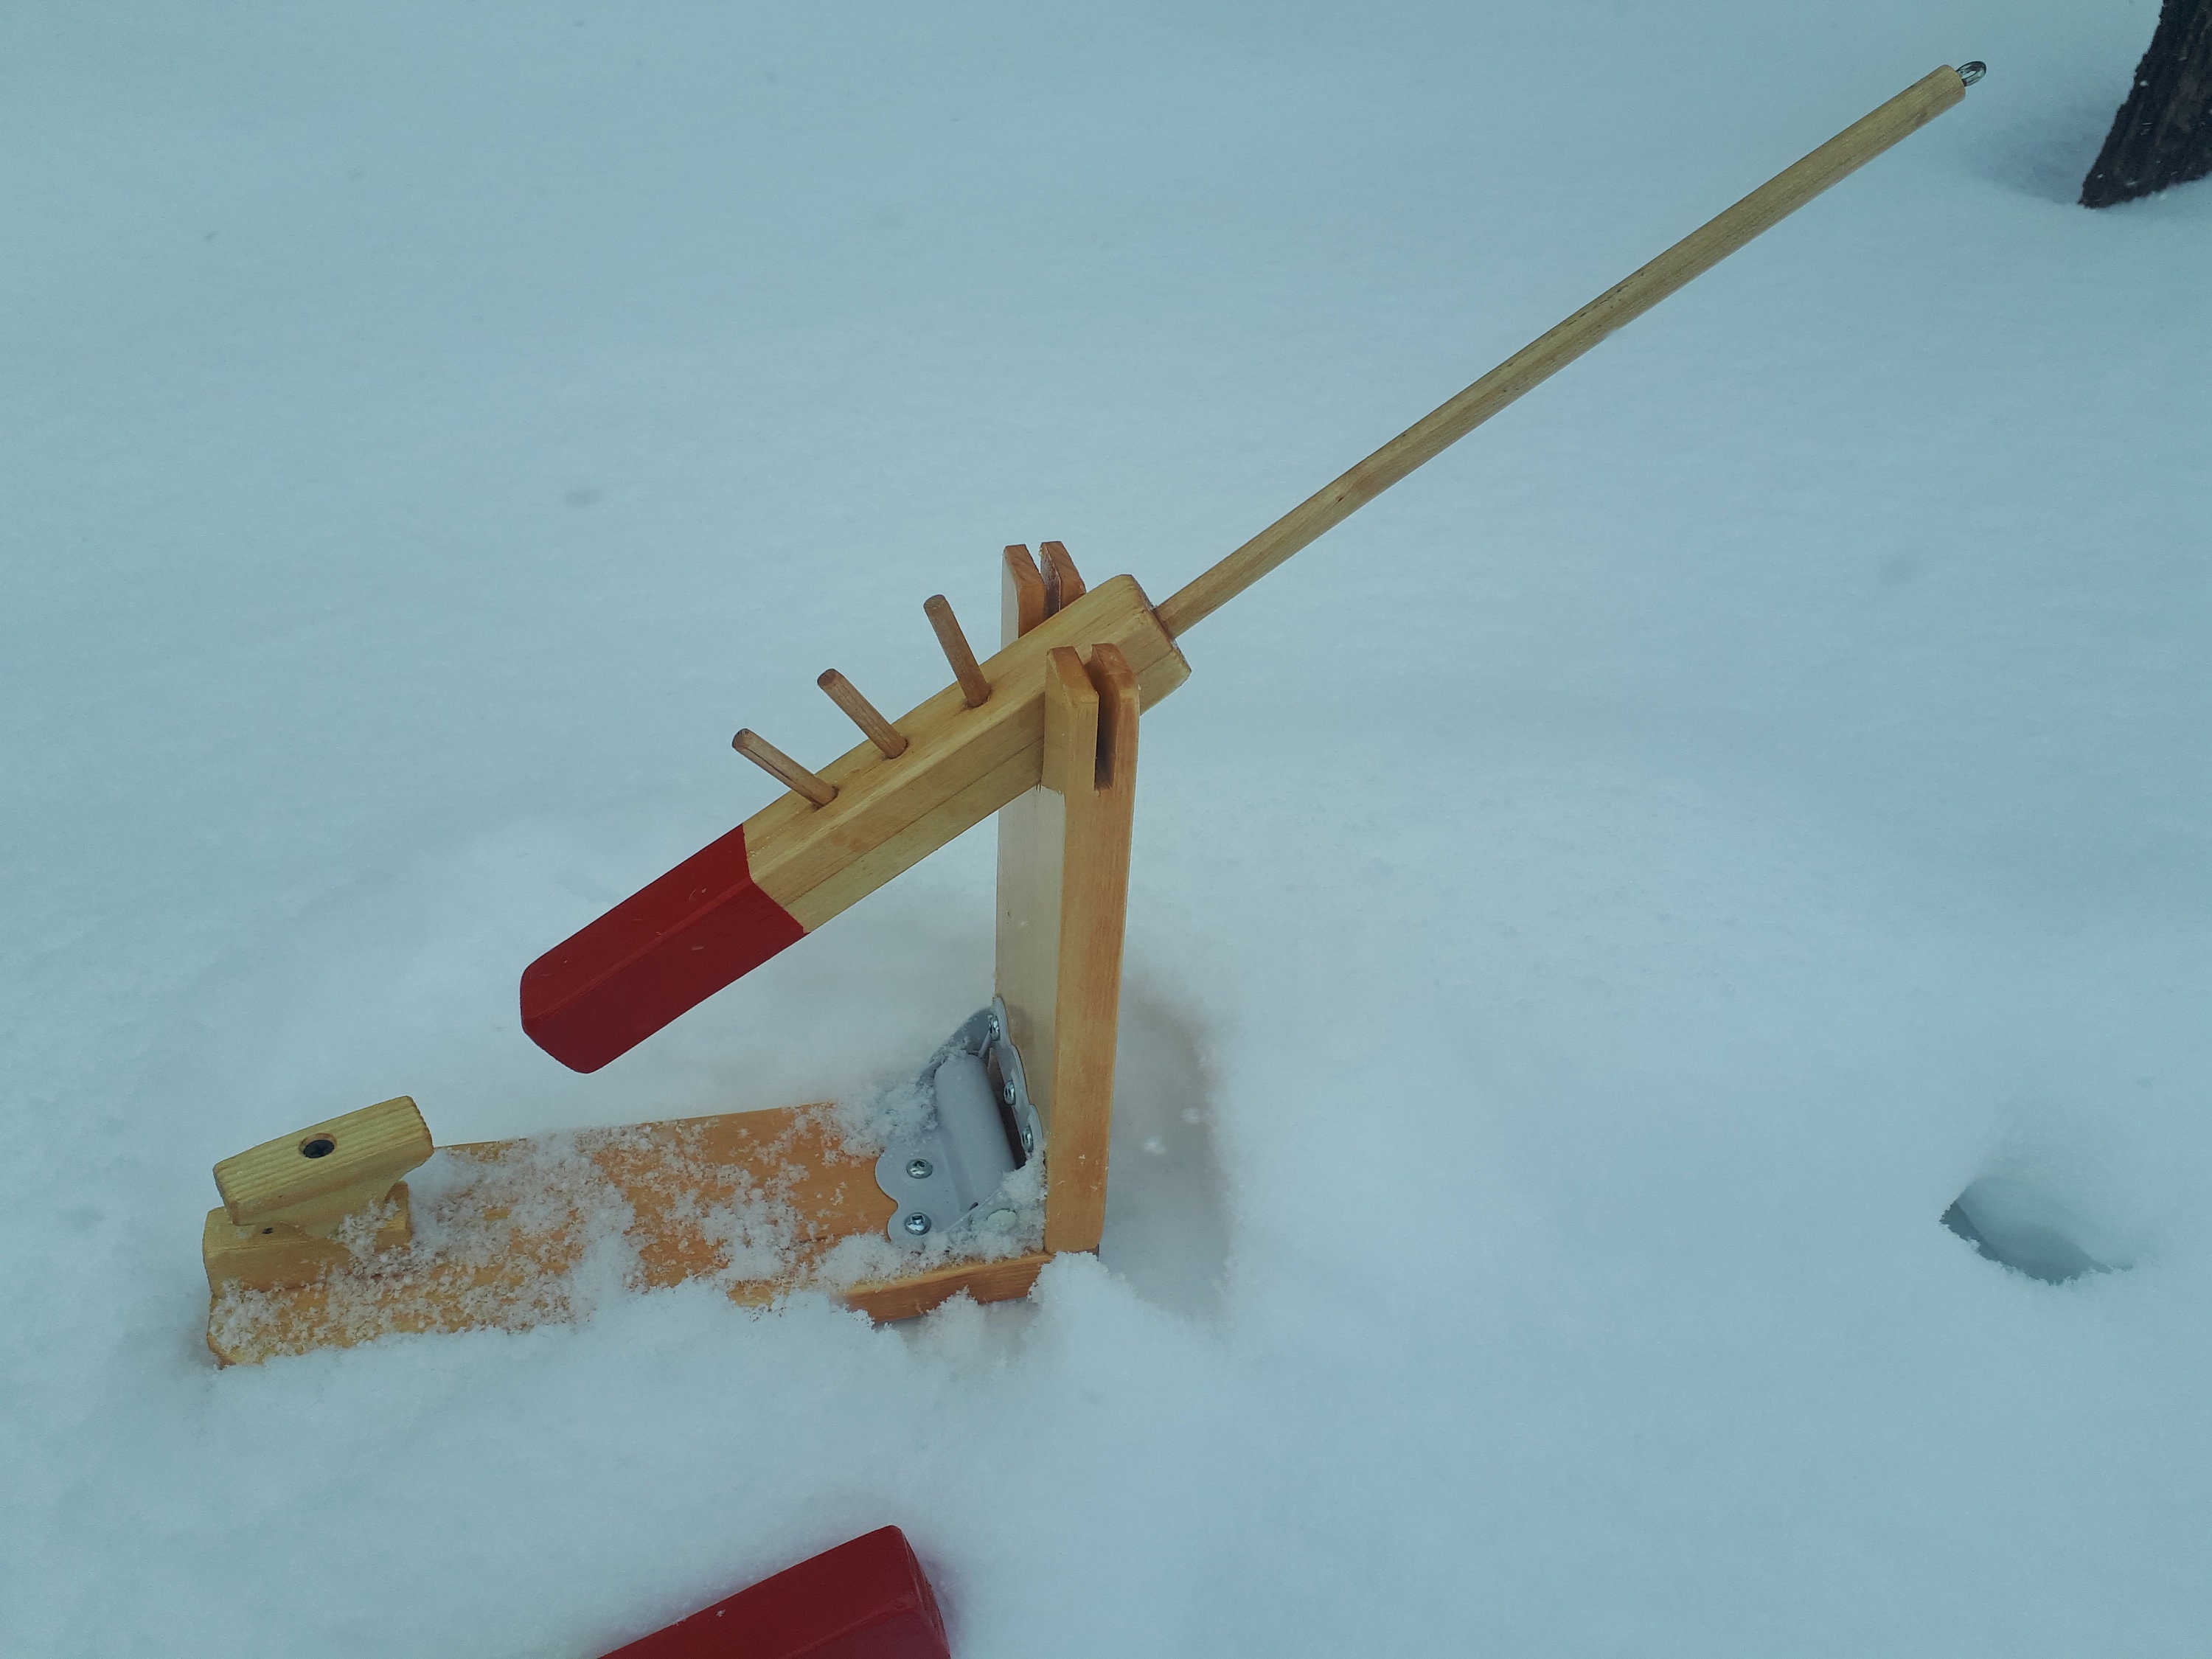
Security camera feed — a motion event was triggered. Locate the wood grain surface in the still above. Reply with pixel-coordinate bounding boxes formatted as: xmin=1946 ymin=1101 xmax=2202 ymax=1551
xmin=206 ymin=1105 xmax=1048 ymax=1366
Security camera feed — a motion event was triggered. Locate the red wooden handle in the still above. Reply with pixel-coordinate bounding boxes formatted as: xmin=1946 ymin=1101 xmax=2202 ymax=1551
xmin=521 ymin=824 xmax=807 ymax=1073
xmin=598 ymin=1526 xmax=948 ymax=1659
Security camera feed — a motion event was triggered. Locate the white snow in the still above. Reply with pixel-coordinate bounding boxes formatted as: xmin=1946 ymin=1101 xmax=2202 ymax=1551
xmin=4 ymin=1 xmax=2207 ymax=1654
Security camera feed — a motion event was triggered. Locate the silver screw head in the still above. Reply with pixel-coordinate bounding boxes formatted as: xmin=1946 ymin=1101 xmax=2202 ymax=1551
xmin=906 ymin=1158 xmax=933 ymax=1180
xmin=1001 ymin=1083 xmax=1016 ymax=1105
xmin=903 ymin=1212 xmax=931 ymax=1236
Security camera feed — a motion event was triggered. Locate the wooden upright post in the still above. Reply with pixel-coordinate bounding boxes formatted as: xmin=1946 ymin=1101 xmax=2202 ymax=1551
xmin=995 ymin=546 xmax=1138 ymax=1254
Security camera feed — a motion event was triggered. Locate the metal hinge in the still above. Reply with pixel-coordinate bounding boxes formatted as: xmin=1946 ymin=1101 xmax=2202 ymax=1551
xmin=874 ymin=996 xmax=1043 ymax=1245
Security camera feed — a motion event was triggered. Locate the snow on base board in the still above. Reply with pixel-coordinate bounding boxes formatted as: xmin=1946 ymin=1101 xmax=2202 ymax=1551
xmin=208 ymin=1100 xmax=1045 ymax=1365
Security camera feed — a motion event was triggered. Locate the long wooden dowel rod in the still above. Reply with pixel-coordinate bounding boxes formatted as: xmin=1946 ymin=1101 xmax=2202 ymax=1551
xmin=1153 ymin=63 xmax=1976 ymax=639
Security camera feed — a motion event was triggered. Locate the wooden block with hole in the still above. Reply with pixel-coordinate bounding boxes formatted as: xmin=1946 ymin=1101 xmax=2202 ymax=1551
xmin=203 ymin=1096 xmax=431 ymax=1293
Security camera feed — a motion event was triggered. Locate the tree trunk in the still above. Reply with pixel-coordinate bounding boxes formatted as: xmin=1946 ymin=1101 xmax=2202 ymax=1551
xmin=2081 ymin=0 xmax=2212 ymax=206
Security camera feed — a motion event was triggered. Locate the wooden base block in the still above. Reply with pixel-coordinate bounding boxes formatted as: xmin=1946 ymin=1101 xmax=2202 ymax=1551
xmin=206 ymin=1105 xmax=1050 ymax=1366
xmin=204 ymin=1183 xmax=411 ymax=1291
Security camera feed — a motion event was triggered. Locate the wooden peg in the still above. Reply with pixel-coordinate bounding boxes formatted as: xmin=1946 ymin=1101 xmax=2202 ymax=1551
xmin=734 ymin=728 xmax=838 ymax=807
xmin=1001 ymin=545 xmax=1047 ymax=642
xmin=922 ymin=594 xmax=990 ymax=708
xmin=204 ymin=1096 xmax=433 ymax=1292
xmin=1040 ymin=541 xmax=1085 ymax=613
xmin=817 ymin=670 xmax=908 ymax=759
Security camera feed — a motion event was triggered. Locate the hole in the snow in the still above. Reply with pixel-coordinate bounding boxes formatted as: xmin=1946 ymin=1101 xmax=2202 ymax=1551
xmin=1942 ymin=1176 xmax=2129 ymax=1285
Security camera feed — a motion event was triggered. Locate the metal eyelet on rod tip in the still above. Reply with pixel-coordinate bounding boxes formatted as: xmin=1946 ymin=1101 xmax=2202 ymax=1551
xmin=1957 ymin=61 xmax=1986 ymax=86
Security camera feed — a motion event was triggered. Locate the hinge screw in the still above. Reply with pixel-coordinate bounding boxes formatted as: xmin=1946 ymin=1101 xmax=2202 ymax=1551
xmin=1001 ymin=1084 xmax=1015 ymax=1105
xmin=903 ymin=1212 xmax=931 ymax=1236
xmin=906 ymin=1158 xmax=933 ymax=1180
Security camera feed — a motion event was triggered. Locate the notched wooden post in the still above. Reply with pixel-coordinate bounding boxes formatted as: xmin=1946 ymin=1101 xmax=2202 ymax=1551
xmin=994 ymin=540 xmax=1140 ymax=1253
xmin=1037 ymin=642 xmax=1138 ymax=1254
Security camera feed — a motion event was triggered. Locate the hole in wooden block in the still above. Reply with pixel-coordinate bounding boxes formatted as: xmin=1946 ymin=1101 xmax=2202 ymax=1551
xmin=301 ymin=1136 xmax=337 ymax=1159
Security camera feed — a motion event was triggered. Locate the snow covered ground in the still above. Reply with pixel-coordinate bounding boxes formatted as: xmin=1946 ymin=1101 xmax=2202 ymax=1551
xmin=4 ymin=2 xmax=2206 ymax=1653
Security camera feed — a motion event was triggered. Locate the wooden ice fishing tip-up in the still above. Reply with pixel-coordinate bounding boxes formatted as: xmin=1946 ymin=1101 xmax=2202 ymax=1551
xmin=204 ymin=65 xmax=1983 ymax=1364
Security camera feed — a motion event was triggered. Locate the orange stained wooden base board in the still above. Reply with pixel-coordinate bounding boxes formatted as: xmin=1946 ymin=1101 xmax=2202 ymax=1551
xmin=205 ymin=1104 xmax=1049 ymax=1366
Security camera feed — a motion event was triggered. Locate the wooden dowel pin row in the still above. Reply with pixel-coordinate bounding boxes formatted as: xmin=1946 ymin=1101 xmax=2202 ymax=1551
xmin=731 ymin=560 xmax=1059 ymax=807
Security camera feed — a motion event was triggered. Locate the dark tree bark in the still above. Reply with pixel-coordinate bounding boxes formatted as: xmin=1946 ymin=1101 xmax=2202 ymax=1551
xmin=2081 ymin=0 xmax=2212 ymax=206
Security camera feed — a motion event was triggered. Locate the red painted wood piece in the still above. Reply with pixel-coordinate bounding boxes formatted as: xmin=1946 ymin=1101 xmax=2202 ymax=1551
xmin=601 ymin=1526 xmax=950 ymax=1659
xmin=521 ymin=824 xmax=806 ymax=1072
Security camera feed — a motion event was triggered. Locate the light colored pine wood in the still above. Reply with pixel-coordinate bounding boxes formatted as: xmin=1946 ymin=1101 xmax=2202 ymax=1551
xmin=204 ymin=1105 xmax=1049 ymax=1365
xmin=923 ymin=594 xmax=992 ymax=708
xmin=732 ymin=728 xmax=839 ymax=807
xmin=1039 ymin=644 xmax=1138 ymax=1254
xmin=203 ymin=1186 xmax=412 ymax=1290
xmin=214 ymin=1096 xmax=431 ymax=1231
xmin=1001 ymin=543 xmax=1048 ymax=641
xmin=1152 ymin=65 xmax=1972 ymax=639
xmin=995 ymin=549 xmax=1065 ymax=1102
xmin=996 ymin=711 xmax=1070 ymax=1128
xmin=1040 ymin=540 xmax=1085 ymax=613
xmin=743 ymin=574 xmax=1186 ymax=933
xmin=817 ymin=669 xmax=908 ymax=759
xmin=841 ymin=1251 xmax=1051 ymax=1323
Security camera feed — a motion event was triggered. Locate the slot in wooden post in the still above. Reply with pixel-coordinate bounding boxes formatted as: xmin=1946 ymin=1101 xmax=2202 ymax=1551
xmin=923 ymin=594 xmax=991 ymax=707
xmin=817 ymin=670 xmax=908 ymax=759
xmin=733 ymin=729 xmax=838 ymax=807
